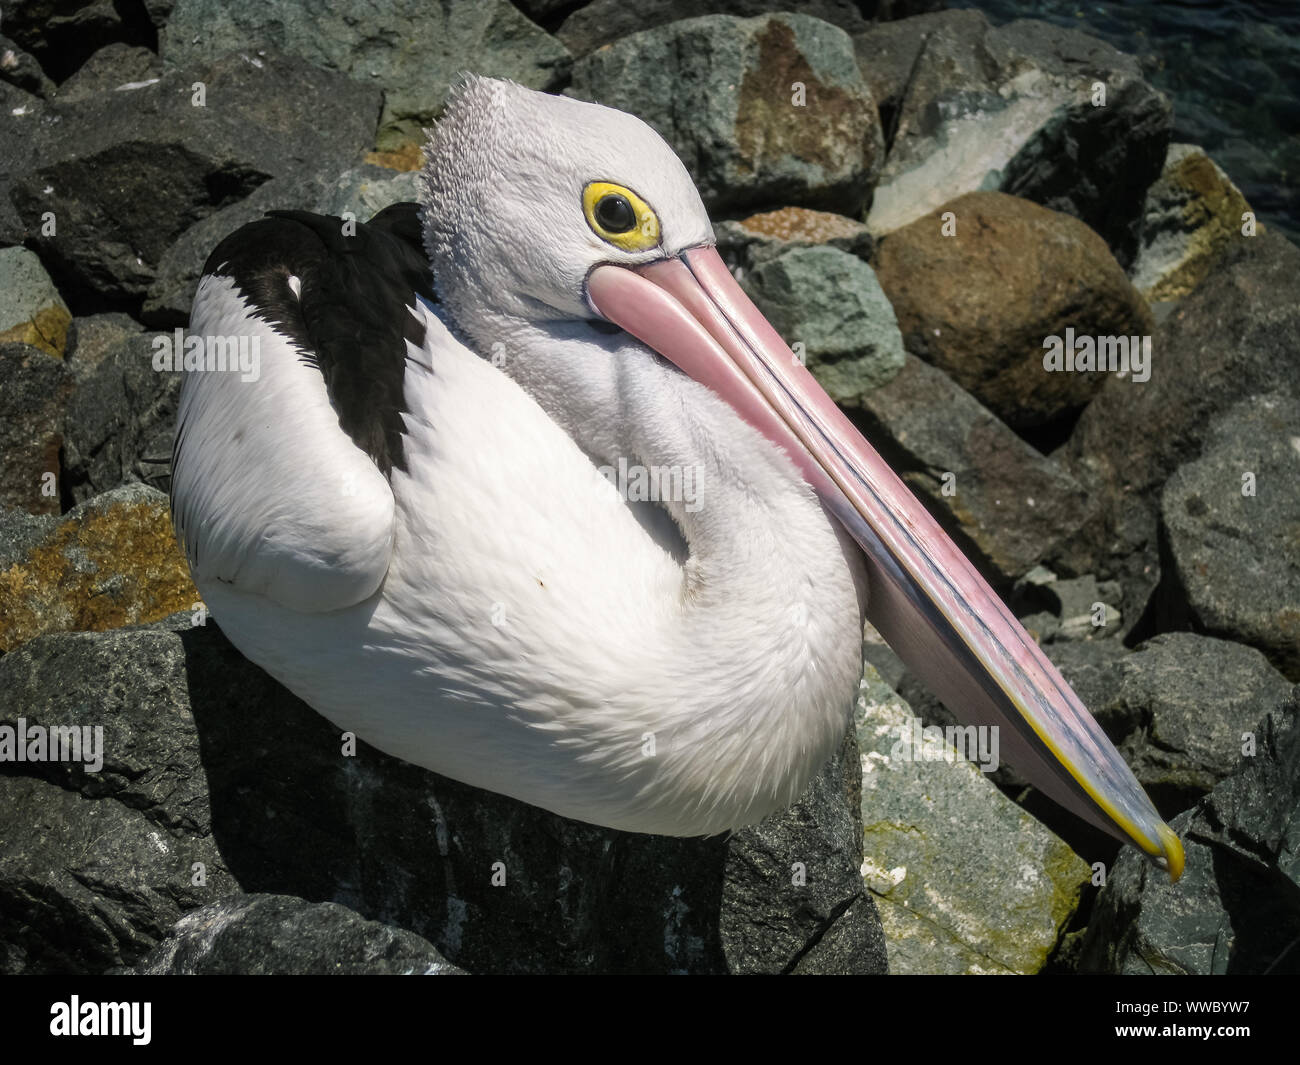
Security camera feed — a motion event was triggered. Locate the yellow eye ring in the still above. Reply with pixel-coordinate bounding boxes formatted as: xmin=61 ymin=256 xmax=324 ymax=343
xmin=582 ymin=181 xmax=660 ymax=252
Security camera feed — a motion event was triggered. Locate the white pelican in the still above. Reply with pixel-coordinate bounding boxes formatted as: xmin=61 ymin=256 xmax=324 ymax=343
xmin=171 ymin=75 xmax=1183 ymax=879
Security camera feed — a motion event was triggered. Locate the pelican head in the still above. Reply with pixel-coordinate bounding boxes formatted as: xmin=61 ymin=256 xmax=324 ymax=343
xmin=416 ymin=75 xmax=1183 ymax=878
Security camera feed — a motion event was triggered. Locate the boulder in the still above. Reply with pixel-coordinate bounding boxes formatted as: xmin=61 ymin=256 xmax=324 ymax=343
xmin=0 ymin=246 xmax=71 ymax=359
xmin=1159 ymin=395 xmax=1300 ymax=679
xmin=856 ymin=662 xmax=1090 ymax=974
xmin=1079 ymin=691 xmax=1300 ymax=974
xmin=9 ymin=52 xmax=381 ymax=304
xmin=740 ymin=245 xmax=904 ymax=406
xmin=715 ymin=206 xmax=874 ymax=274
xmin=51 ymin=42 xmax=162 ymax=103
xmin=0 ymin=484 xmax=197 ymax=654
xmin=861 ymin=13 xmax=1171 ymax=265
xmin=873 ymin=191 xmax=1153 ymax=429
xmin=569 ymin=14 xmax=884 ymax=216
xmin=0 ymin=35 xmax=55 ymax=98
xmin=161 ymin=0 xmax=570 ymax=151
xmin=1130 ymin=143 xmax=1257 ymax=302
xmin=0 ymin=0 xmax=156 ymax=82
xmin=853 ymin=353 xmax=1095 ymax=587
xmin=132 ymin=895 xmax=466 ymax=975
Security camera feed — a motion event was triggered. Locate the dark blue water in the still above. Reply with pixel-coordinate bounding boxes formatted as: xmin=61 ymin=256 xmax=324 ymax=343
xmin=963 ymin=1 xmax=1300 ymax=243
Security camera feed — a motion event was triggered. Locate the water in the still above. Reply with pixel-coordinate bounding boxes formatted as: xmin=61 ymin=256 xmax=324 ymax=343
xmin=962 ymin=1 xmax=1300 ymax=243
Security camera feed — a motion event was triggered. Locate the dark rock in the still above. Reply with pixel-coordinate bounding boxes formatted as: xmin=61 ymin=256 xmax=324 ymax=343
xmin=9 ymin=51 xmax=381 ymax=305
xmin=65 ymin=312 xmax=147 ymax=382
xmin=142 ymin=172 xmax=332 ymax=325
xmin=1079 ymin=690 xmax=1300 ymax=974
xmin=0 ymin=35 xmax=55 ymax=97
xmin=1061 ymin=231 xmax=1300 ymax=577
xmin=132 ymin=895 xmax=466 ymax=975
xmin=873 ymin=191 xmax=1154 ymax=430
xmin=62 ymin=333 xmax=179 ymax=502
xmin=0 ymin=83 xmax=42 ymax=245
xmin=161 ymin=0 xmax=570 ymax=152
xmin=0 ymin=342 xmax=73 ymax=515
xmin=51 ymin=43 xmax=162 ymax=104
xmin=863 ymin=13 xmax=1171 ymax=266
xmin=853 ymin=352 xmax=1095 ymax=587
xmin=0 ymin=0 xmax=157 ymax=82
xmin=740 ymin=245 xmax=904 ymax=406
xmin=569 ymin=14 xmax=884 ymax=217
xmin=1159 ymin=395 xmax=1300 ymax=679
xmin=0 ymin=620 xmax=885 ymax=974
xmin=558 ymin=0 xmax=873 ymax=57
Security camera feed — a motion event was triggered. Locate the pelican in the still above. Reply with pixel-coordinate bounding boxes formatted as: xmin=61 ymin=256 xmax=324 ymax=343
xmin=171 ymin=75 xmax=1183 ymax=879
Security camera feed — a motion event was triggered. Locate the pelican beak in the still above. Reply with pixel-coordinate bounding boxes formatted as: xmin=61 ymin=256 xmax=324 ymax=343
xmin=587 ymin=245 xmax=1184 ymax=881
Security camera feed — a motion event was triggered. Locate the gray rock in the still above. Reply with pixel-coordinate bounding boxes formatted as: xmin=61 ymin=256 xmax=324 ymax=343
xmin=316 ymin=165 xmax=423 ymax=224
xmin=1061 ymin=231 xmax=1300 ymax=578
xmin=856 ymin=662 xmax=1090 ymax=974
xmin=132 ymin=895 xmax=466 ymax=975
xmin=1079 ymin=690 xmax=1300 ymax=974
xmin=1159 ymin=394 xmax=1300 ymax=679
xmin=864 ymin=13 xmax=1171 ymax=265
xmin=9 ymin=51 xmax=382 ymax=303
xmin=65 ymin=313 xmax=147 ymax=382
xmin=569 ymin=14 xmax=884 ymax=216
xmin=1130 ymin=143 xmax=1256 ymax=302
xmin=0 ymin=342 xmax=72 ymax=516
xmin=0 ymin=83 xmax=42 ymax=245
xmin=161 ymin=0 xmax=570 ymax=152
xmin=0 ymin=620 xmax=885 ymax=974
xmin=740 ymin=245 xmax=904 ymax=406
xmin=558 ymin=0 xmax=873 ymax=57
xmin=853 ymin=352 xmax=1095 ymax=586
xmin=62 ymin=333 xmax=178 ymax=503
xmin=142 ymin=172 xmax=332 ymax=325
xmin=51 ymin=43 xmax=162 ymax=103
xmin=0 ymin=245 xmax=71 ymax=359
xmin=0 ymin=35 xmax=55 ymax=97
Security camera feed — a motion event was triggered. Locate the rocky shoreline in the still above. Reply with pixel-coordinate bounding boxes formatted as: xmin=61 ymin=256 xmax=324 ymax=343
xmin=1 ymin=1 xmax=1296 ymax=974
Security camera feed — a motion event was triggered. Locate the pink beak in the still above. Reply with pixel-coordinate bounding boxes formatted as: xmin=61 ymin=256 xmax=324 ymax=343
xmin=587 ymin=245 xmax=1183 ymax=880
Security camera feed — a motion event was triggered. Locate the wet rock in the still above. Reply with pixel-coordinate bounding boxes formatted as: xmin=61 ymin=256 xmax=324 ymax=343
xmin=716 ymin=206 xmax=874 ymax=275
xmin=873 ymin=191 xmax=1154 ymax=429
xmin=0 ymin=246 xmax=71 ymax=358
xmin=0 ymin=484 xmax=197 ymax=653
xmin=0 ymin=342 xmax=73 ymax=515
xmin=1159 ymin=395 xmax=1300 ymax=679
xmin=132 ymin=895 xmax=466 ymax=975
xmin=740 ymin=245 xmax=904 ymax=406
xmin=569 ymin=14 xmax=884 ymax=216
xmin=864 ymin=14 xmax=1171 ymax=265
xmin=0 ymin=618 xmax=884 ymax=974
xmin=161 ymin=0 xmax=570 ymax=152
xmin=316 ymin=166 xmax=423 ymax=225
xmin=558 ymin=0 xmax=873 ymax=57
xmin=1061 ymin=230 xmax=1300 ymax=574
xmin=143 ymin=173 xmax=332 ymax=325
xmin=1130 ymin=144 xmax=1256 ymax=302
xmin=9 ymin=52 xmax=381 ymax=304
xmin=856 ymin=663 xmax=1089 ymax=974
xmin=1079 ymin=691 xmax=1300 ymax=975
xmin=62 ymin=333 xmax=179 ymax=502
xmin=853 ymin=353 xmax=1095 ymax=586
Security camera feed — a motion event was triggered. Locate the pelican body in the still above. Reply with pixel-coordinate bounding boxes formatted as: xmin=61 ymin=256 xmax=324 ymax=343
xmin=171 ymin=76 xmax=1183 ymax=876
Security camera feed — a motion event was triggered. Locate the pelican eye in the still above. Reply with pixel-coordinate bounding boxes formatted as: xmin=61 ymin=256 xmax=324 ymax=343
xmin=583 ymin=181 xmax=660 ymax=252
